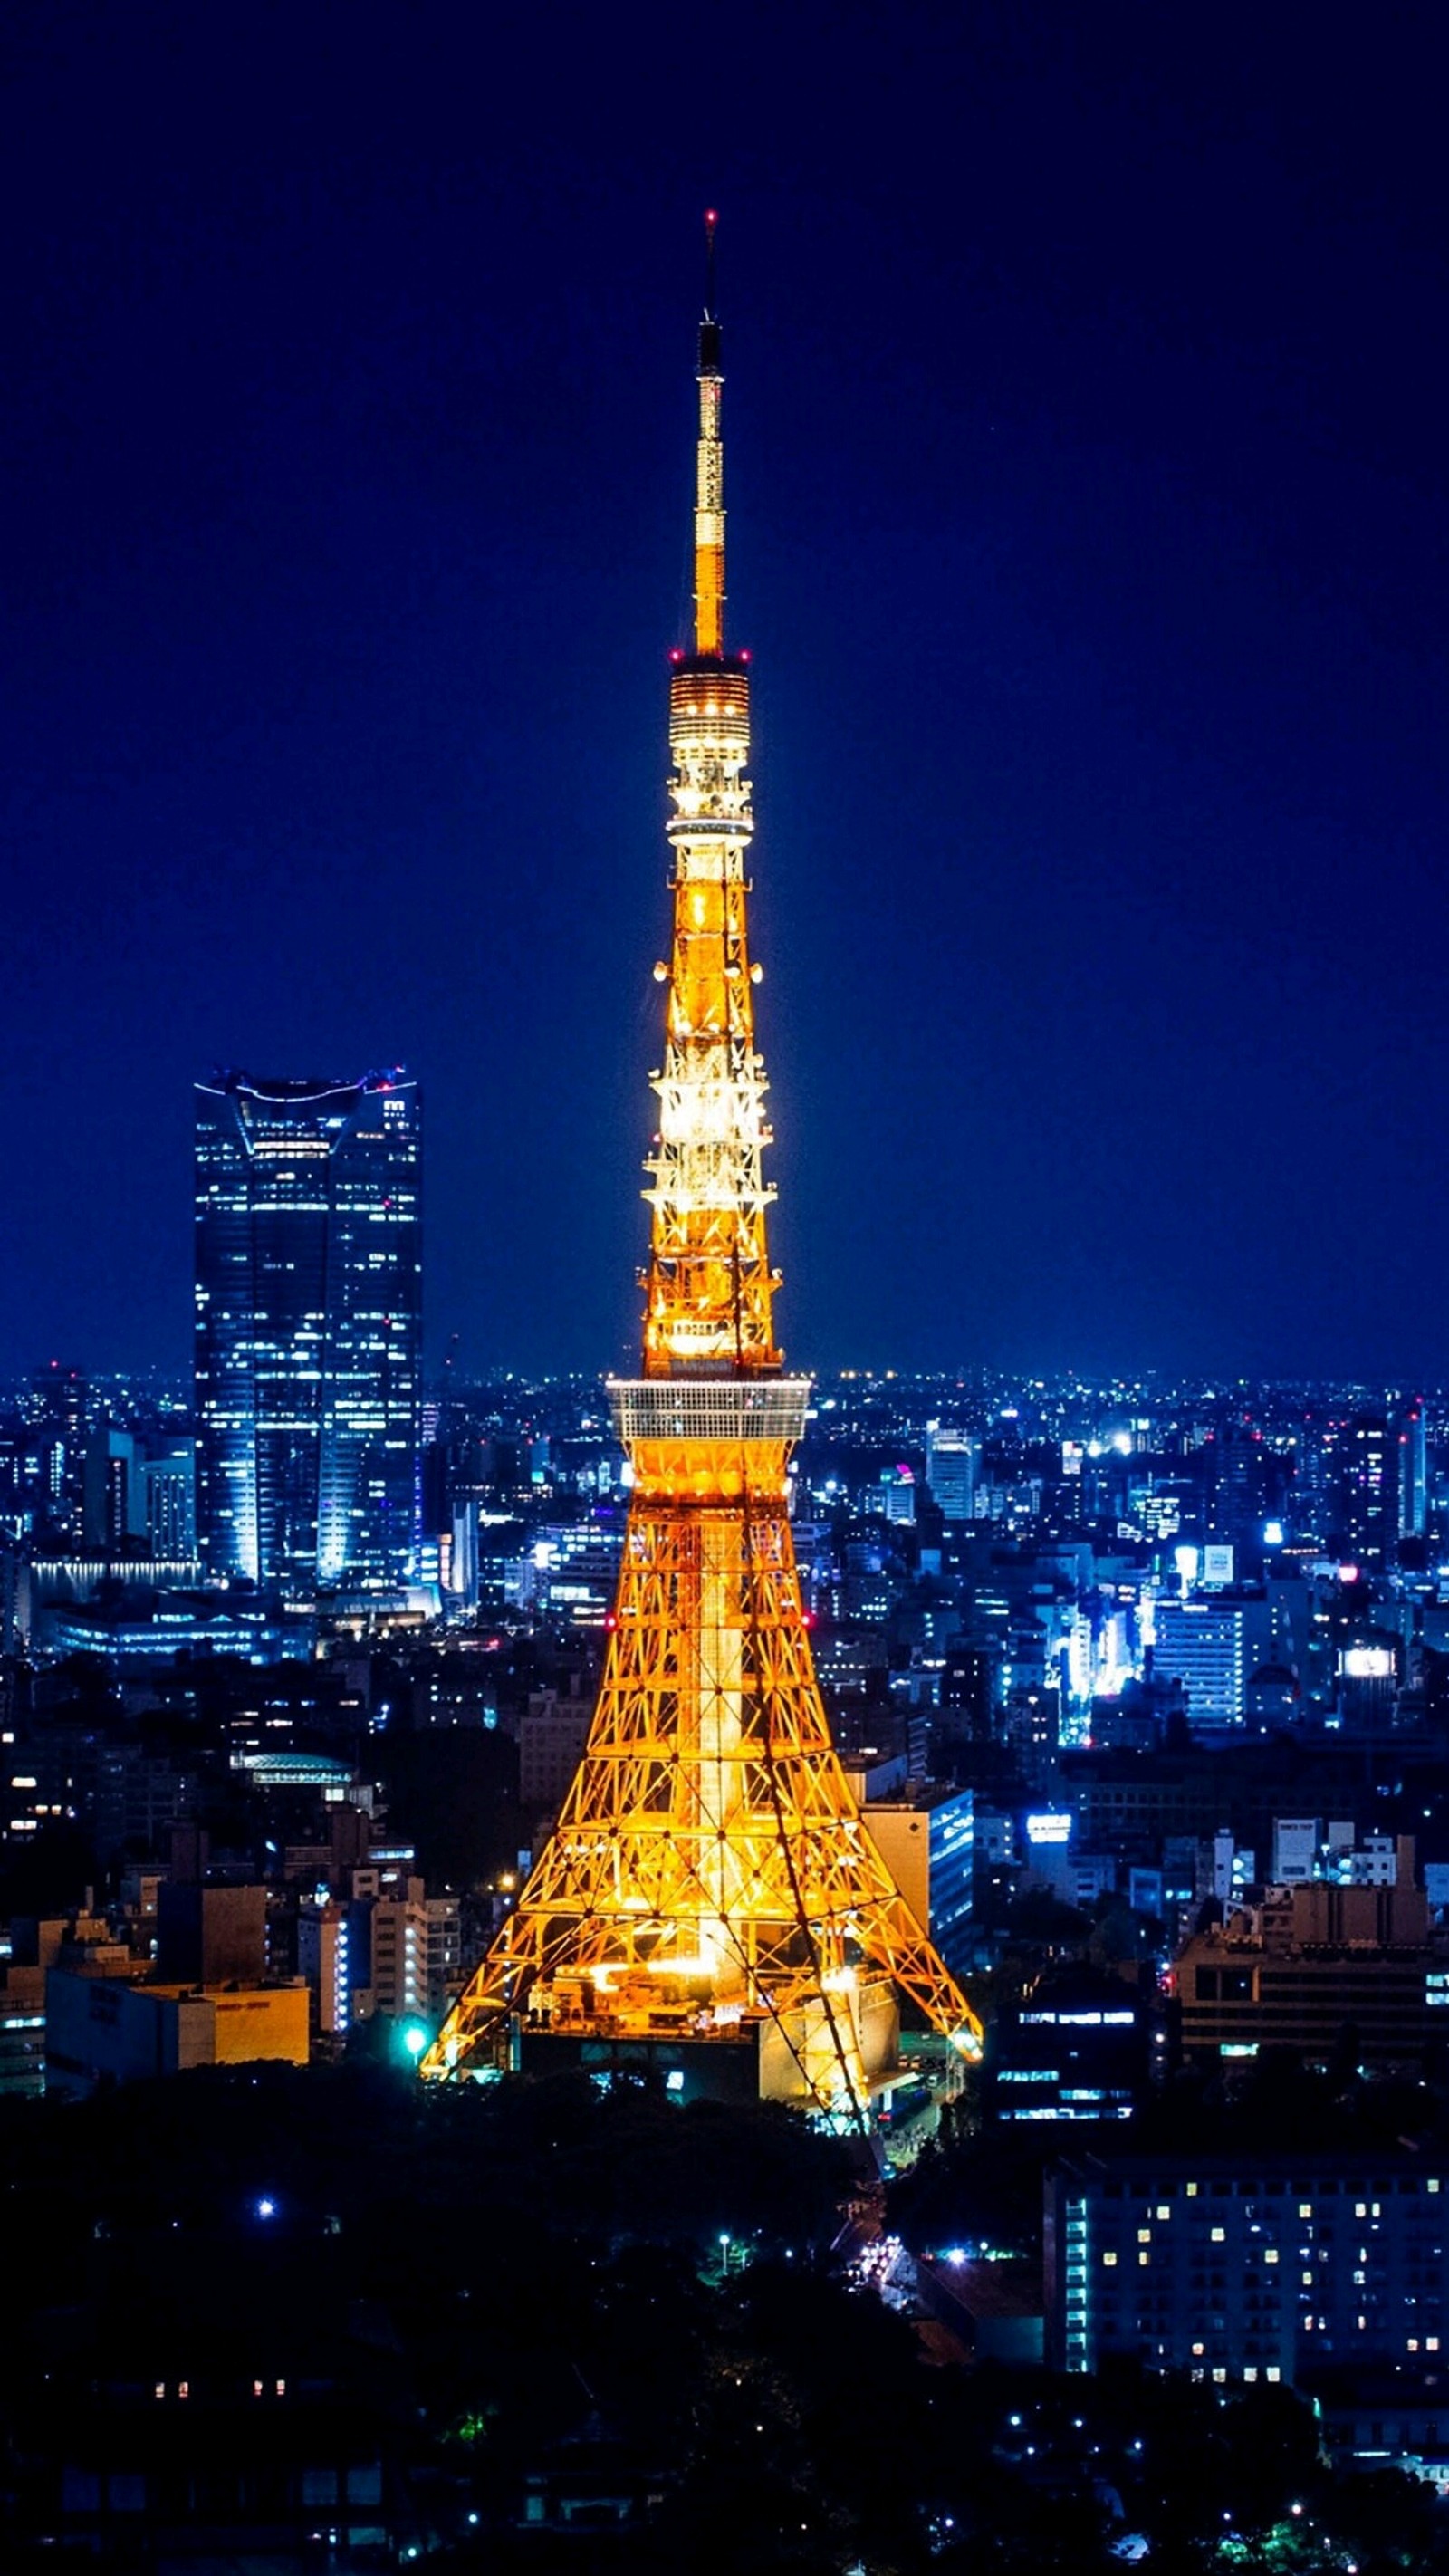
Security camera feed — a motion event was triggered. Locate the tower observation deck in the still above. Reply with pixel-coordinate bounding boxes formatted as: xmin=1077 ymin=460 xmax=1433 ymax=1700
xmin=423 ymin=224 xmax=981 ymax=2121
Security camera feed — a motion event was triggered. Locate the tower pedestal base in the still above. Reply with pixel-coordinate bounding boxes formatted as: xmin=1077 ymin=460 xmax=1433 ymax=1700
xmin=513 ymin=1975 xmax=903 ymax=2117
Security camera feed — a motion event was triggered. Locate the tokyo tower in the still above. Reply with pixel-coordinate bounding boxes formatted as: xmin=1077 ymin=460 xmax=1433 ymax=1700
xmin=424 ymin=222 xmax=981 ymax=2119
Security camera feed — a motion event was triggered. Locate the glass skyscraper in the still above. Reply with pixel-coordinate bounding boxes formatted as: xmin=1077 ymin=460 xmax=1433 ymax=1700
xmin=195 ymin=1071 xmax=422 ymax=1593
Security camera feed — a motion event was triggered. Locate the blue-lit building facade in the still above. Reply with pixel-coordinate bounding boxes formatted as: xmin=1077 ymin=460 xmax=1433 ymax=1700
xmin=859 ymin=1784 xmax=975 ymax=1983
xmin=195 ymin=1071 xmax=421 ymax=1593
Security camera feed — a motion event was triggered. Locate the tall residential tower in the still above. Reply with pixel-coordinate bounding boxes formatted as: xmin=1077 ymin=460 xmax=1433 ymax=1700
xmin=195 ymin=1070 xmax=421 ymax=1593
xmin=425 ymin=233 xmax=979 ymax=2120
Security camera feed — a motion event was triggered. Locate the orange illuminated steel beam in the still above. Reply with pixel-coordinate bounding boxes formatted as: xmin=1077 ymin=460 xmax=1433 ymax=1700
xmin=423 ymin=226 xmax=981 ymax=2121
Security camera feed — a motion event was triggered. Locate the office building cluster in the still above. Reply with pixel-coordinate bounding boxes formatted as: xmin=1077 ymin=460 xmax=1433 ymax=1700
xmin=5 ymin=1366 xmax=1449 ymax=2041
xmin=0 ymin=1762 xmax=473 ymax=2099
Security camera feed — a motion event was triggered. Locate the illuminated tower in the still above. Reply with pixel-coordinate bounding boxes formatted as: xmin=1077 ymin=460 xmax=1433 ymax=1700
xmin=425 ymin=226 xmax=980 ymax=2119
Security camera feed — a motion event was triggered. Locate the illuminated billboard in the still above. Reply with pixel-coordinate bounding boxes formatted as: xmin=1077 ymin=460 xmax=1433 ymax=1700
xmin=1340 ymin=1645 xmax=1394 ymax=1679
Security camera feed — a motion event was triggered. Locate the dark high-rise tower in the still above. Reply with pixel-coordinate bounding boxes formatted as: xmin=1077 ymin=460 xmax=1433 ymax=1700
xmin=1396 ymin=1399 xmax=1428 ymax=1543
xmin=26 ymin=1362 xmax=88 ymax=1537
xmin=195 ymin=1071 xmax=422 ymax=1593
xmin=1334 ymin=1411 xmax=1394 ymax=1572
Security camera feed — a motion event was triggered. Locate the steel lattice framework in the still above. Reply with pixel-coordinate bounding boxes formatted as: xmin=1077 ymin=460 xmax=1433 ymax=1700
xmin=424 ymin=227 xmax=981 ymax=2118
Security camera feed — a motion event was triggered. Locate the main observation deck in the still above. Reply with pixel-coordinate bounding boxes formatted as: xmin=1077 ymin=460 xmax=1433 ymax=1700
xmin=609 ymin=1377 xmax=811 ymax=1445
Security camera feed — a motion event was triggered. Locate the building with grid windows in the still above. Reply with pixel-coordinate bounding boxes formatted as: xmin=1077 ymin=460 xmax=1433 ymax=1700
xmin=195 ymin=1071 xmax=421 ymax=1593
xmin=1151 ymin=1599 xmax=1246 ymax=1729
xmin=1045 ymin=2151 xmax=1449 ymax=2385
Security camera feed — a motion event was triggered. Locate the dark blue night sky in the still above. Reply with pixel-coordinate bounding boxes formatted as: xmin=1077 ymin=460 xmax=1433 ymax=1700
xmin=2 ymin=3 xmax=1444 ymax=1380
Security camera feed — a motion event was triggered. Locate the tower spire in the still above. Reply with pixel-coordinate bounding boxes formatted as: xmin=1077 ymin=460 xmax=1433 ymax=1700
xmin=421 ymin=238 xmax=981 ymax=2123
xmin=694 ymin=209 xmax=725 ymax=658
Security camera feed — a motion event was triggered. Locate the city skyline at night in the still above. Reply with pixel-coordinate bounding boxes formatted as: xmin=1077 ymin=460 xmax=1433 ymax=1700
xmin=7 ymin=11 xmax=1449 ymax=2561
